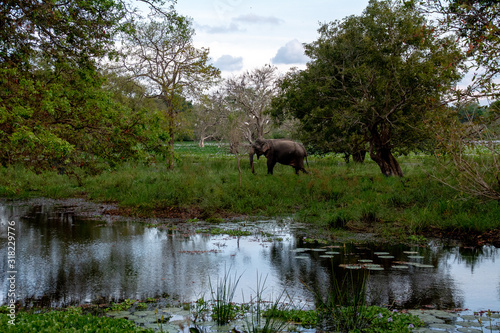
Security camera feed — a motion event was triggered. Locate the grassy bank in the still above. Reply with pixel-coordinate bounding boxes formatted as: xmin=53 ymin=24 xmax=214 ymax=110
xmin=1 ymin=142 xmax=499 ymax=244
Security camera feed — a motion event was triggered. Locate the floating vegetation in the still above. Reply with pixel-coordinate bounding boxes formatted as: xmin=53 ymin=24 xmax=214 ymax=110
xmin=311 ymin=248 xmax=327 ymax=252
xmin=339 ymin=264 xmax=363 ymax=269
xmin=358 ymin=259 xmax=373 ymax=263
xmin=412 ymin=263 xmax=434 ymax=268
xmin=407 ymin=255 xmax=424 ymax=259
xmin=374 ymin=252 xmax=390 ymax=255
xmin=366 ymin=266 xmax=384 ymax=271
xmin=291 ymin=248 xmax=310 ymax=253
xmin=392 ymin=265 xmax=409 ymax=269
xmin=319 ymin=255 xmax=335 ymax=258
xmin=404 ymin=251 xmax=419 ymax=254
xmin=393 ymin=261 xmax=434 ymax=268
xmin=295 ymin=256 xmax=309 ymax=259
xmin=339 ymin=263 xmax=385 ymax=271
xmin=378 ymin=255 xmax=395 ymax=259
xmin=178 ymin=249 xmax=222 ymax=254
xmin=325 ymin=251 xmax=340 ymax=255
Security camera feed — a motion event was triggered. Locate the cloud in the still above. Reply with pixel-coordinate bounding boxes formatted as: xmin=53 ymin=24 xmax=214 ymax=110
xmin=197 ymin=22 xmax=243 ymax=34
xmin=196 ymin=14 xmax=282 ymax=34
xmin=271 ymin=39 xmax=309 ymax=65
xmin=233 ymin=14 xmax=283 ymax=25
xmin=213 ymin=55 xmax=244 ymax=72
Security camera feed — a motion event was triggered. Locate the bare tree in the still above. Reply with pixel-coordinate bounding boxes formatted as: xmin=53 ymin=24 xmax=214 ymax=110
xmin=225 ymin=65 xmax=279 ymax=143
xmin=194 ymin=91 xmax=230 ymax=147
xmin=431 ymin=105 xmax=500 ymax=201
xmin=120 ymin=14 xmax=220 ymax=168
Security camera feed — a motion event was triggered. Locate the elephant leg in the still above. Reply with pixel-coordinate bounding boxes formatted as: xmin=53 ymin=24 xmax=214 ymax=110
xmin=267 ymin=159 xmax=275 ymax=174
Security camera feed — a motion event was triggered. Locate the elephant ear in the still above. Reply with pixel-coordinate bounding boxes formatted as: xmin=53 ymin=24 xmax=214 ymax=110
xmin=262 ymin=142 xmax=271 ymax=156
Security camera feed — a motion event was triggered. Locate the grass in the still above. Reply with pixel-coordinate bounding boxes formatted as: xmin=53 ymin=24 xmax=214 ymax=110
xmin=209 ymin=268 xmax=242 ymax=325
xmin=0 ymin=307 xmax=153 ymax=332
xmin=1 ymin=141 xmax=499 ymax=243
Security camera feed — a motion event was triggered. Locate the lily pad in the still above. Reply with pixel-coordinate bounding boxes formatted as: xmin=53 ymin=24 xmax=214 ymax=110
xmin=374 ymin=252 xmax=390 ymax=255
xmin=340 ymin=264 xmax=362 ymax=269
xmin=106 ymin=311 xmax=132 ymax=317
xmin=319 ymin=255 xmax=335 ymax=258
xmin=134 ymin=310 xmax=157 ymax=317
xmin=291 ymin=248 xmax=310 ymax=252
xmin=412 ymin=263 xmax=434 ymax=268
xmin=311 ymin=248 xmax=327 ymax=252
xmin=295 ymin=256 xmax=309 ymax=259
xmin=366 ymin=266 xmax=384 ymax=271
xmin=358 ymin=259 xmax=373 ymax=263
xmin=325 ymin=251 xmax=340 ymax=255
xmin=378 ymin=255 xmax=395 ymax=259
xmin=408 ymin=255 xmax=424 ymax=259
xmin=392 ymin=265 xmax=409 ymax=269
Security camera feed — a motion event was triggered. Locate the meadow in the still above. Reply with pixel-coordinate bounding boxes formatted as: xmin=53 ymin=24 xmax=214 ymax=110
xmin=1 ymin=141 xmax=499 ymax=245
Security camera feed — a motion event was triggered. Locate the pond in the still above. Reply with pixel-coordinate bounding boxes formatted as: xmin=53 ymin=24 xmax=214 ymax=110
xmin=1 ymin=199 xmax=499 ymax=314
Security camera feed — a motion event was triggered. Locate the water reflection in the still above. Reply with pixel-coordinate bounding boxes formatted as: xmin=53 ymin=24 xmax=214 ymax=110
xmin=0 ymin=200 xmax=499 ymax=312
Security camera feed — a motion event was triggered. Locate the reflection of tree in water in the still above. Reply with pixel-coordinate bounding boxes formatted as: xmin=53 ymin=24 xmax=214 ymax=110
xmin=0 ymin=203 xmax=225 ymax=307
xmin=267 ymin=239 xmax=462 ymax=310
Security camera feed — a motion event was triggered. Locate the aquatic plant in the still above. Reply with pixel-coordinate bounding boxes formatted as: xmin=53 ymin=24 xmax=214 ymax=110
xmin=106 ymin=298 xmax=137 ymax=312
xmin=310 ymin=269 xmax=371 ymax=332
xmin=0 ymin=307 xmax=153 ymax=332
xmin=209 ymin=268 xmax=242 ymax=325
xmin=244 ymin=274 xmax=290 ymax=333
xmin=190 ymin=297 xmax=210 ymax=323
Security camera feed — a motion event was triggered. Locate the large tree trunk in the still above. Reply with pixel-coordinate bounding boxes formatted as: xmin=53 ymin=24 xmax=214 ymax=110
xmin=369 ymin=145 xmax=403 ymax=177
xmin=368 ymin=125 xmax=403 ymax=177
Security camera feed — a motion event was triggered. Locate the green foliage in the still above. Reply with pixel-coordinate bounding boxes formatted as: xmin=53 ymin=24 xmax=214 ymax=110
xmin=426 ymin=0 xmax=500 ymax=94
xmin=244 ymin=274 xmax=291 ymax=333
xmin=0 ymin=307 xmax=153 ymax=332
xmin=1 ymin=143 xmax=499 ymax=240
xmin=196 ymin=228 xmax=252 ymax=236
xmin=273 ymin=0 xmax=464 ymax=176
xmin=0 ymin=1 xmax=174 ymax=174
xmin=209 ymin=269 xmax=242 ymax=325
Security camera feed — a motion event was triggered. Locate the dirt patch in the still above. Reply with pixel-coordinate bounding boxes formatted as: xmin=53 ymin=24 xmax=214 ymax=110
xmin=422 ymin=227 xmax=500 ymax=248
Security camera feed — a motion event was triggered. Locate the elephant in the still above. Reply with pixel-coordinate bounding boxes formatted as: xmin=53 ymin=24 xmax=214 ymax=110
xmin=249 ymin=138 xmax=308 ymax=175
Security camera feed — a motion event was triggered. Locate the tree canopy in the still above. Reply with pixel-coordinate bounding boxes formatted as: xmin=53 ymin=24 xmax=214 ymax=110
xmin=425 ymin=0 xmax=500 ymax=97
xmin=119 ymin=14 xmax=220 ymax=168
xmin=272 ymin=0 xmax=464 ymax=176
xmin=0 ymin=0 xmax=194 ymax=174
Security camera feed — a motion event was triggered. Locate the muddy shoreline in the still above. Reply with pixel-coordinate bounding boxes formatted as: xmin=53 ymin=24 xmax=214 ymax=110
xmin=2 ymin=197 xmax=499 ymax=247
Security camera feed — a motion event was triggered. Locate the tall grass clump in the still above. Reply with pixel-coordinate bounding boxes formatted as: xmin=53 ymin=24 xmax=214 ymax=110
xmin=244 ymin=274 xmax=290 ymax=333
xmin=209 ymin=268 xmax=242 ymax=325
xmin=311 ymin=270 xmax=371 ymax=332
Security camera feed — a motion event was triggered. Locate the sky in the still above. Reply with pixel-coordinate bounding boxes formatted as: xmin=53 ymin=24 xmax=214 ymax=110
xmin=174 ymin=0 xmax=370 ymax=76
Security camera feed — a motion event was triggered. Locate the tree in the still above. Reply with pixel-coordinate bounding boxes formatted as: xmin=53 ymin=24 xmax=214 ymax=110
xmin=0 ymin=0 xmax=173 ymax=173
xmin=120 ymin=14 xmax=220 ymax=168
xmin=273 ymin=0 xmax=463 ymax=176
xmin=225 ymin=65 xmax=279 ymax=143
xmin=193 ymin=91 xmax=230 ymax=147
xmin=425 ymin=0 xmax=500 ymax=97
xmin=423 ymin=1 xmax=500 ymax=200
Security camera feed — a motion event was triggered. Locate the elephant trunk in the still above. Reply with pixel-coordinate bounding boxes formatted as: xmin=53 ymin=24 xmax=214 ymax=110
xmin=249 ymin=147 xmax=256 ymax=174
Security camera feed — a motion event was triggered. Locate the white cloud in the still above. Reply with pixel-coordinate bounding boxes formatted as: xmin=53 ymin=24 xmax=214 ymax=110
xmin=233 ymin=14 xmax=283 ymax=25
xmin=198 ymin=22 xmax=244 ymax=34
xmin=271 ymin=39 xmax=309 ymax=65
xmin=213 ymin=55 xmax=244 ymax=72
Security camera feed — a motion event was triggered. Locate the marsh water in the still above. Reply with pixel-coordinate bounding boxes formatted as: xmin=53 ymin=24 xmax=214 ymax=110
xmin=1 ymin=199 xmax=499 ymax=313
